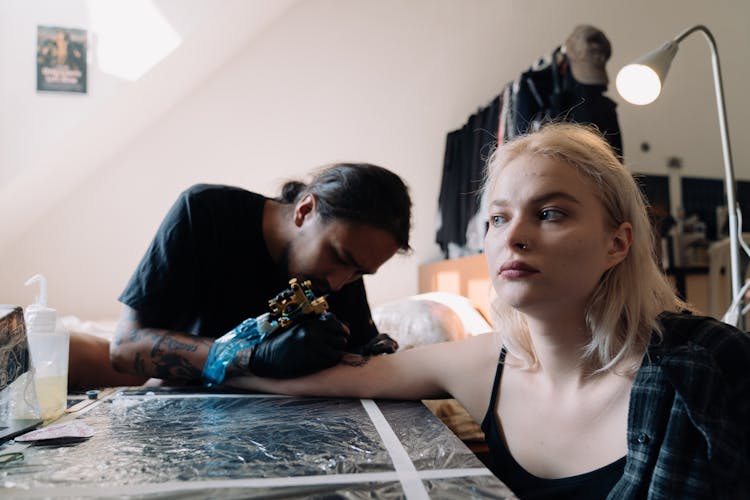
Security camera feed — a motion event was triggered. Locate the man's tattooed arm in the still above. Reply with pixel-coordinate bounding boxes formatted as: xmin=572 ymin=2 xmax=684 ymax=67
xmin=110 ymin=306 xmax=213 ymax=382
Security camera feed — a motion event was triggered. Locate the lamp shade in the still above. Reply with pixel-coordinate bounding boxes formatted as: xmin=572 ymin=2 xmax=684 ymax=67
xmin=616 ymin=41 xmax=678 ymax=105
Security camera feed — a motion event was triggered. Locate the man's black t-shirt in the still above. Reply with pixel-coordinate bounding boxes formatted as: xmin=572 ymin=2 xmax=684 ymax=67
xmin=119 ymin=184 xmax=379 ymax=349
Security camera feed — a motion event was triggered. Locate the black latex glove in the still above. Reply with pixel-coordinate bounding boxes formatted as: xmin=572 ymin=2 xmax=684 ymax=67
xmin=248 ymin=312 xmax=349 ymax=378
xmin=359 ymin=333 xmax=399 ymax=355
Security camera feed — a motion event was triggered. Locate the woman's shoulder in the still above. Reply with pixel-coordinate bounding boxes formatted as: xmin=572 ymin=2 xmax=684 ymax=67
xmin=418 ymin=331 xmax=500 ymax=364
xmin=655 ymin=310 xmax=750 ymax=351
xmin=432 ymin=332 xmax=501 ymax=422
xmin=653 ymin=311 xmax=750 ymax=394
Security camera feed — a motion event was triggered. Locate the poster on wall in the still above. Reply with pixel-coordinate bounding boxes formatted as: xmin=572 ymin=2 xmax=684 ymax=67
xmin=36 ymin=26 xmax=87 ymax=93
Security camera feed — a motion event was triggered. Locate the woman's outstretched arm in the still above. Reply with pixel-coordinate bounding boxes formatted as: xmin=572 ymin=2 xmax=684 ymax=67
xmin=226 ymin=338 xmax=450 ymax=399
xmin=225 ymin=332 xmax=500 ymax=422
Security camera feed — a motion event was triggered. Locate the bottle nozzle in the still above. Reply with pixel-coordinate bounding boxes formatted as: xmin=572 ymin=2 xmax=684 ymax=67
xmin=24 ymin=274 xmax=48 ymax=308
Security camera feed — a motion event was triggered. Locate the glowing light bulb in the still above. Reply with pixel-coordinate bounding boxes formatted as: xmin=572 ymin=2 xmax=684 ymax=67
xmin=616 ymin=64 xmax=662 ymax=105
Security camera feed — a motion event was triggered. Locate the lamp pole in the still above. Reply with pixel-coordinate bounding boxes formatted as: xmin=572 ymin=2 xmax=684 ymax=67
xmin=675 ymin=26 xmax=742 ymax=309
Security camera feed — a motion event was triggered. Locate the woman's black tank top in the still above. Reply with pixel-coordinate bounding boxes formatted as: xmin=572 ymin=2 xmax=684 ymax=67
xmin=480 ymin=348 xmax=625 ymax=499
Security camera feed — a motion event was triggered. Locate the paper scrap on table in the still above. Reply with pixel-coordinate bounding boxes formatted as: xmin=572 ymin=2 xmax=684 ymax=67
xmin=15 ymin=421 xmax=94 ymax=444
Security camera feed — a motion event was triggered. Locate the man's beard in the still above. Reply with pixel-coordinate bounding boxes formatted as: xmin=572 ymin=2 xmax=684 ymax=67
xmin=278 ymin=237 xmax=330 ymax=294
xmin=277 ymin=241 xmax=292 ymax=281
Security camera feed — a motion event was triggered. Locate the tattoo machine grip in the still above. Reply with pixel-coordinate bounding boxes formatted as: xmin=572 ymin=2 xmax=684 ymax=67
xmin=202 ymin=278 xmax=328 ymax=386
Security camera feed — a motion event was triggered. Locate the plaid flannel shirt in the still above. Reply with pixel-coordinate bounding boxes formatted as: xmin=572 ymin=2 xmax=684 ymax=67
xmin=608 ymin=312 xmax=750 ymax=499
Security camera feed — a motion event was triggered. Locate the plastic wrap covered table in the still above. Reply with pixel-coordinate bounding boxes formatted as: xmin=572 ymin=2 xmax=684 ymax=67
xmin=0 ymin=388 xmax=516 ymax=498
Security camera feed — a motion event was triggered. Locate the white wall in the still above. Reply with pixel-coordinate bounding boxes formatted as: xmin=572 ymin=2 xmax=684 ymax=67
xmin=1 ymin=0 xmax=748 ymax=319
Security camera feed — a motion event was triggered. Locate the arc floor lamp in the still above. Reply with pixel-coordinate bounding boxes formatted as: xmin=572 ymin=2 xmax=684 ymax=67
xmin=615 ymin=25 xmax=744 ymax=325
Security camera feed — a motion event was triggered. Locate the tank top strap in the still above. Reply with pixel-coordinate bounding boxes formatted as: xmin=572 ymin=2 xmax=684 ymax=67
xmin=481 ymin=346 xmax=507 ymax=432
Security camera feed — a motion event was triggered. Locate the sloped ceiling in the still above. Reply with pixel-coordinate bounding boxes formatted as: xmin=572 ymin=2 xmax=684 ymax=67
xmin=0 ymin=0 xmax=299 ymax=254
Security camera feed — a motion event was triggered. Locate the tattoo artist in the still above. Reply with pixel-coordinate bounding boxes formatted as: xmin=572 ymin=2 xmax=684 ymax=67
xmin=110 ymin=163 xmax=412 ymax=385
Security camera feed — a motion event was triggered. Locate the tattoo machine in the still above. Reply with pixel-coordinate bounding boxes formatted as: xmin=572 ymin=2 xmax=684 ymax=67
xmin=202 ymin=278 xmax=329 ymax=386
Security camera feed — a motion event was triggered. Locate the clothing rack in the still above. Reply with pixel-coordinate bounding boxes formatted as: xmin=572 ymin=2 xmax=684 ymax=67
xmin=436 ymin=26 xmax=621 ymax=258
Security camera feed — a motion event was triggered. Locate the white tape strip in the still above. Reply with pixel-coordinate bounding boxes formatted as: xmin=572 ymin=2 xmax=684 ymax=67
xmin=113 ymin=392 xmax=290 ymax=399
xmin=360 ymin=398 xmax=430 ymax=500
xmin=4 ymin=468 xmax=494 ymax=498
xmin=3 ymin=472 xmax=398 ymax=498
xmin=419 ymin=467 xmax=494 ymax=480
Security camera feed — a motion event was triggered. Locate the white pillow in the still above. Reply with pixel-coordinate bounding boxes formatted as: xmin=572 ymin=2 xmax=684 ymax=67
xmin=372 ymin=299 xmax=465 ymax=350
xmin=407 ymin=292 xmax=492 ymax=336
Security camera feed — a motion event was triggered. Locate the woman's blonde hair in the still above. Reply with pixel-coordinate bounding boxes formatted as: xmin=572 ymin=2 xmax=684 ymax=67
xmin=485 ymin=122 xmax=686 ymax=373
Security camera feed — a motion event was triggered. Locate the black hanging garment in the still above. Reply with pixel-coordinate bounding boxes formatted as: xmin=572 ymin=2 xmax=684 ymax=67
xmin=512 ymin=47 xmax=622 ymax=156
xmin=436 ymin=26 xmax=622 ymax=257
xmin=435 ymin=97 xmax=500 ymax=258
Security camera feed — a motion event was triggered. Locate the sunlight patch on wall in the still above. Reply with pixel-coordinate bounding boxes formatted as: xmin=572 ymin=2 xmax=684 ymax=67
xmin=88 ymin=0 xmax=181 ymax=81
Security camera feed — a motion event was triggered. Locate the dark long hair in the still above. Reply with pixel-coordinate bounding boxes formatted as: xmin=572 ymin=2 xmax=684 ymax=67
xmin=278 ymin=163 xmax=412 ymax=252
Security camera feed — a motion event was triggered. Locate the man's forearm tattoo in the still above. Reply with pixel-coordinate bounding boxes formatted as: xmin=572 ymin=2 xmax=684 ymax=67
xmin=146 ymin=330 xmax=205 ymax=380
xmin=151 ymin=353 xmax=203 ymax=380
xmin=150 ymin=333 xmax=198 ymax=357
xmin=133 ymin=352 xmax=147 ymax=377
xmin=118 ymin=314 xmax=210 ymax=380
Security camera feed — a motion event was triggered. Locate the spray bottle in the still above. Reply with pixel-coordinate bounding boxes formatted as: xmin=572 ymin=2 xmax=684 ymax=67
xmin=24 ymin=274 xmax=69 ymax=421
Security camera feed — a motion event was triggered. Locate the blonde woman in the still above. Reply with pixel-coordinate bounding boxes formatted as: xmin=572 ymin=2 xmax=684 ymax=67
xmin=229 ymin=123 xmax=750 ymax=499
